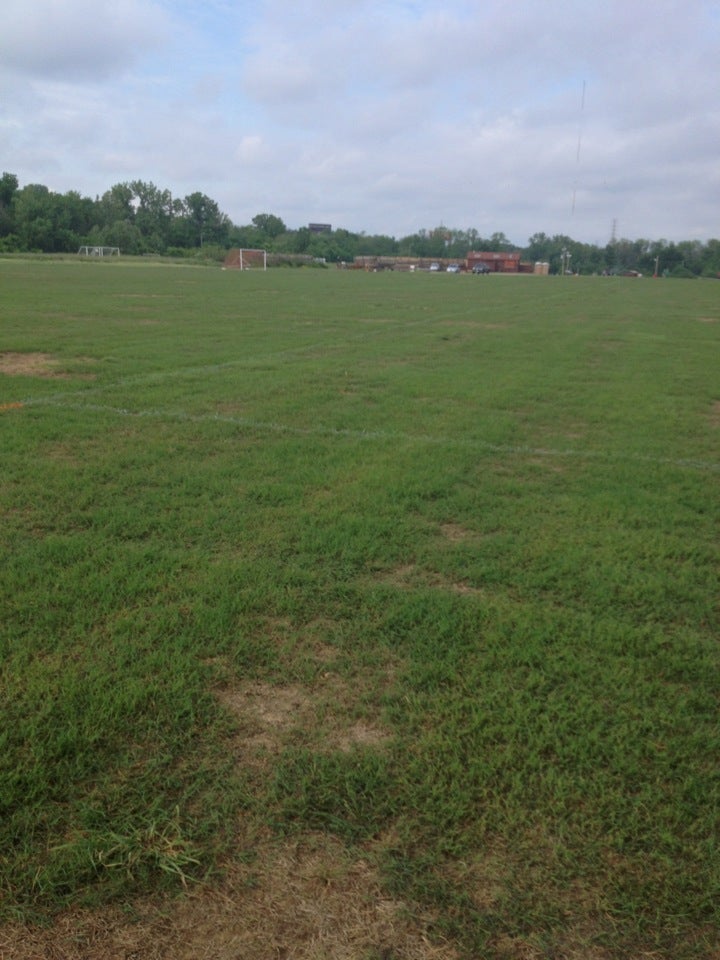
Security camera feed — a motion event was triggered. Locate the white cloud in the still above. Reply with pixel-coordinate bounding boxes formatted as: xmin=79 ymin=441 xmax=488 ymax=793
xmin=235 ymin=134 xmax=270 ymax=164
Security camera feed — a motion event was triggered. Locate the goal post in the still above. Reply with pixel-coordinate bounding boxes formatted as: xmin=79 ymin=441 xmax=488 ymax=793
xmin=78 ymin=245 xmax=120 ymax=257
xmin=223 ymin=248 xmax=267 ymax=271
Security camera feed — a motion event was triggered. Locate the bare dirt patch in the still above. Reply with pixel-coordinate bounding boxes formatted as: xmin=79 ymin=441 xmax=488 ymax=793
xmin=0 ymin=352 xmax=96 ymax=380
xmin=381 ymin=563 xmax=419 ymax=588
xmin=375 ymin=563 xmax=483 ymax=598
xmin=113 ymin=293 xmax=180 ymax=299
xmin=0 ymin=352 xmax=59 ymax=377
xmin=709 ymin=400 xmax=720 ymax=427
xmin=439 ymin=522 xmax=472 ymax=543
xmin=449 ymin=581 xmax=483 ymax=596
xmin=217 ymin=676 xmax=391 ymax=757
xmin=0 ymin=834 xmax=460 ymax=960
xmin=207 ymin=616 xmax=398 ymax=761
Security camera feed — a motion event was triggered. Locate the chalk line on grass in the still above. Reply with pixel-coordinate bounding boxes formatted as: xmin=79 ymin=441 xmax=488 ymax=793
xmin=20 ymin=396 xmax=720 ymax=473
xmin=11 ymin=306 xmax=497 ymax=409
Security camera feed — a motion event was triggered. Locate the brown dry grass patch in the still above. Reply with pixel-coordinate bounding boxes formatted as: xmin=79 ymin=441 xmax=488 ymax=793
xmin=375 ymin=563 xmax=483 ymax=598
xmin=0 ymin=352 xmax=59 ymax=377
xmin=0 ymin=655 xmax=461 ymax=960
xmin=206 ymin=617 xmax=400 ymax=763
xmin=439 ymin=522 xmax=472 ymax=543
xmin=216 ymin=674 xmax=391 ymax=759
xmin=124 ymin=828 xmax=616 ymax=960
xmin=0 ymin=834 xmax=460 ymax=960
xmin=0 ymin=352 xmax=96 ymax=380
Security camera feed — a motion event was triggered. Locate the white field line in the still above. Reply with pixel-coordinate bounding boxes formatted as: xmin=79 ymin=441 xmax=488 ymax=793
xmin=21 ymin=396 xmax=720 ymax=473
xmin=12 ymin=308 xmax=719 ymax=472
xmin=11 ymin=305 xmax=491 ymax=408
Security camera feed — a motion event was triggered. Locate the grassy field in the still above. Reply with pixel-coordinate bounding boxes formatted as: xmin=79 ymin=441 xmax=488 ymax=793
xmin=1 ymin=259 xmax=718 ymax=959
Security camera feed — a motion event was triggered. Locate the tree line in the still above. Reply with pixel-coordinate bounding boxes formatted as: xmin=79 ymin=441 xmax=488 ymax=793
xmin=1 ymin=172 xmax=718 ymax=277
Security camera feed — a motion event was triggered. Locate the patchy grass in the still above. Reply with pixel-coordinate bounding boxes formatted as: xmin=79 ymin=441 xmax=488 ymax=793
xmin=1 ymin=833 xmax=461 ymax=960
xmin=0 ymin=261 xmax=718 ymax=958
xmin=0 ymin=352 xmax=97 ymax=379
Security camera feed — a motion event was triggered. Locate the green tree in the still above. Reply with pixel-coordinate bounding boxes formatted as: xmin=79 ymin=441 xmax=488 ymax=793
xmin=398 ymin=228 xmax=446 ymax=258
xmin=488 ymin=231 xmax=513 ymax=251
xmin=0 ymin=172 xmax=19 ymax=239
xmin=0 ymin=172 xmax=18 ymax=209
xmin=675 ymin=239 xmax=704 ymax=276
xmin=61 ymin=190 xmax=96 ymax=241
xmin=355 ymin=232 xmax=398 ymax=257
xmin=100 ymin=219 xmax=145 ymax=255
xmin=130 ymin=181 xmax=174 ymax=252
xmin=525 ymin=232 xmax=553 ymax=264
xmin=183 ymin=192 xmax=230 ymax=247
xmin=305 ymin=230 xmax=356 ymax=263
xmin=14 ymin=184 xmax=62 ymax=251
xmin=272 ymin=227 xmax=311 ymax=255
xmin=99 ymin=183 xmax=135 ymax=227
xmin=251 ymin=213 xmax=286 ymax=240
xmin=700 ymin=239 xmax=720 ymax=277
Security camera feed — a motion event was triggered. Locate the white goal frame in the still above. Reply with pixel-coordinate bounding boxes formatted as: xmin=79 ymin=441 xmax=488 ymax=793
xmin=226 ymin=248 xmax=267 ymax=271
xmin=78 ymin=246 xmax=120 ymax=257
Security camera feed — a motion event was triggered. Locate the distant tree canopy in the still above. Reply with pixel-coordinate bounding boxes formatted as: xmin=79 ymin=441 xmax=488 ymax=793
xmin=0 ymin=172 xmax=718 ymax=276
xmin=0 ymin=177 xmax=233 ymax=257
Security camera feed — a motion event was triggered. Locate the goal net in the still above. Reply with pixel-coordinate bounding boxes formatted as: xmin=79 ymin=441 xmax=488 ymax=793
xmin=78 ymin=246 xmax=120 ymax=257
xmin=223 ymin=248 xmax=267 ymax=270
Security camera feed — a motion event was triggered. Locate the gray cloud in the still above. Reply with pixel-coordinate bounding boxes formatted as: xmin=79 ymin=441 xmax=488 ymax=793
xmin=1 ymin=0 xmax=169 ymax=80
xmin=1 ymin=0 xmax=718 ymax=243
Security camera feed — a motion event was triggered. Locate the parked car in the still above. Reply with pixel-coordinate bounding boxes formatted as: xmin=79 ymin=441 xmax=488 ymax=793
xmin=446 ymin=263 xmax=461 ymax=273
xmin=429 ymin=262 xmax=441 ymax=271
xmin=472 ymin=262 xmax=491 ymax=274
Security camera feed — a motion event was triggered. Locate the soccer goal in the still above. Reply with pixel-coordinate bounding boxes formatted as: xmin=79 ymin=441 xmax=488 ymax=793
xmin=78 ymin=246 xmax=120 ymax=257
xmin=223 ymin=248 xmax=267 ymax=270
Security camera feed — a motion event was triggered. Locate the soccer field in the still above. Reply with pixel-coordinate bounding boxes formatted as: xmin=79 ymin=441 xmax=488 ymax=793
xmin=1 ymin=260 xmax=718 ymax=959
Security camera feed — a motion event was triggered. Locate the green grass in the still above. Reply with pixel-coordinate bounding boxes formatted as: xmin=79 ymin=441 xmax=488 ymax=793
xmin=1 ymin=260 xmax=718 ymax=957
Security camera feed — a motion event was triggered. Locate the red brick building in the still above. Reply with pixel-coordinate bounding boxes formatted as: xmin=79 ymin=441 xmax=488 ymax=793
xmin=466 ymin=251 xmax=522 ymax=273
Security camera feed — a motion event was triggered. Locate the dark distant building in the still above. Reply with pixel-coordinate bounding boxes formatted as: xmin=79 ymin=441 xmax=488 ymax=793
xmin=308 ymin=223 xmax=332 ymax=233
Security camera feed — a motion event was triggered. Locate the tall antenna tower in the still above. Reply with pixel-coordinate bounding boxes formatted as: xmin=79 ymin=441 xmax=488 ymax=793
xmin=610 ymin=219 xmax=618 ymax=244
xmin=571 ymin=81 xmax=586 ymax=216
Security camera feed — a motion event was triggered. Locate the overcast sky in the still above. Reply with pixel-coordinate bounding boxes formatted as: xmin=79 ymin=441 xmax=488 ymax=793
xmin=1 ymin=0 xmax=718 ymax=246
